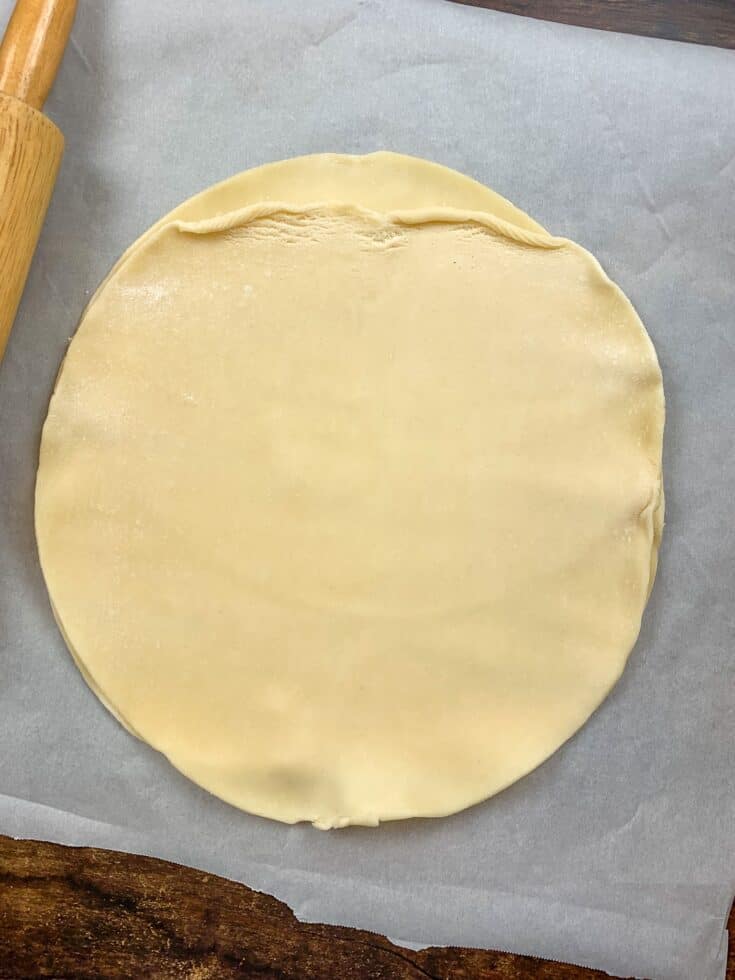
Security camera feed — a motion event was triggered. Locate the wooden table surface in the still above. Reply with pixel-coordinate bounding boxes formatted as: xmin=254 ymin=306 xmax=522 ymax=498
xmin=0 ymin=835 xmax=732 ymax=980
xmin=2 ymin=2 xmax=734 ymax=979
xmin=451 ymin=0 xmax=735 ymax=48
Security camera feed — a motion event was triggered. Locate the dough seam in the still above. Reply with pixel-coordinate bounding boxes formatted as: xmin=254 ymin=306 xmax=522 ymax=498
xmin=171 ymin=200 xmax=567 ymax=250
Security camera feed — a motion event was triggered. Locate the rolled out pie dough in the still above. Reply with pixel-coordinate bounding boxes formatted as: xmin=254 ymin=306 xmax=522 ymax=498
xmin=36 ymin=153 xmax=664 ymax=828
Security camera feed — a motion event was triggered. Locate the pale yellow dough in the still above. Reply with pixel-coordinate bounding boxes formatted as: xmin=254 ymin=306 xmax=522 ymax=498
xmin=36 ymin=154 xmax=664 ymax=828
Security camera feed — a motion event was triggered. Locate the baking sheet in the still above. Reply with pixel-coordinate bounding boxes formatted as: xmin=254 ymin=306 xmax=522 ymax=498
xmin=1 ymin=2 xmax=734 ymax=977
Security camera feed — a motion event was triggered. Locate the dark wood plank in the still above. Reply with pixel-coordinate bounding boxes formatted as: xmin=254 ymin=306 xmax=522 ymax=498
xmin=450 ymin=0 xmax=735 ymax=49
xmin=0 ymin=836 xmax=733 ymax=979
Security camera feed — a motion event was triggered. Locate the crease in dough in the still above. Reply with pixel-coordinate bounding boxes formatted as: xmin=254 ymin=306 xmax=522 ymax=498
xmin=171 ymin=199 xmax=567 ymax=250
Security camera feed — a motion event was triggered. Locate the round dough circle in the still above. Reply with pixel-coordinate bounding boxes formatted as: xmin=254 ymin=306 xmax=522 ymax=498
xmin=36 ymin=155 xmax=664 ymax=828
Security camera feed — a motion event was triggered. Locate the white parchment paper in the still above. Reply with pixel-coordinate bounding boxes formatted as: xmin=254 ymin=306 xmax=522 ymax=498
xmin=1 ymin=2 xmax=734 ymax=977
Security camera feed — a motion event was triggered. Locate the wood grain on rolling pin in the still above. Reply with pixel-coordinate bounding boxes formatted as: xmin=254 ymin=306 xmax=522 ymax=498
xmin=0 ymin=0 xmax=76 ymax=361
xmin=0 ymin=0 xmax=78 ymax=109
xmin=0 ymin=91 xmax=62 ymax=360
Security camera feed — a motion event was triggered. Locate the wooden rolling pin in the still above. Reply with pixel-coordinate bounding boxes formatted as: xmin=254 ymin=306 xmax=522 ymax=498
xmin=0 ymin=0 xmax=77 ymax=362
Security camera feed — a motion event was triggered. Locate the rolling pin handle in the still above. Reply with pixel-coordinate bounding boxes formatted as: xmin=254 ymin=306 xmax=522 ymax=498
xmin=0 ymin=0 xmax=78 ymax=110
